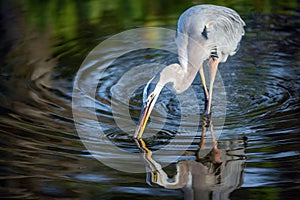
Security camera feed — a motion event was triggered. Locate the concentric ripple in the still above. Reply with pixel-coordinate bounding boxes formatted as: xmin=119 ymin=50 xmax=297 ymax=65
xmin=1 ymin=2 xmax=300 ymax=198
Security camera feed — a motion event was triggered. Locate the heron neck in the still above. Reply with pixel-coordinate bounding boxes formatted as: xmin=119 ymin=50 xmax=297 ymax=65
xmin=159 ymin=63 xmax=199 ymax=94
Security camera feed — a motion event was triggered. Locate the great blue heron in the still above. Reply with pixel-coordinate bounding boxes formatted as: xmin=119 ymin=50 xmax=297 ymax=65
xmin=134 ymin=4 xmax=245 ymax=139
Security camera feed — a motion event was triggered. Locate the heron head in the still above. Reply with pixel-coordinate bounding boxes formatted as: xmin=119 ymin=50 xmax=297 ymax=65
xmin=134 ymin=74 xmax=163 ymax=139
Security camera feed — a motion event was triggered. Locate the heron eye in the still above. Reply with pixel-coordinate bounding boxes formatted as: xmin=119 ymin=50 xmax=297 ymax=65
xmin=149 ymin=93 xmax=155 ymax=98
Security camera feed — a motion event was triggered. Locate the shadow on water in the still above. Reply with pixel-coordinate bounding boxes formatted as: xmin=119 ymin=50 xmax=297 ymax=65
xmin=1 ymin=0 xmax=300 ymax=199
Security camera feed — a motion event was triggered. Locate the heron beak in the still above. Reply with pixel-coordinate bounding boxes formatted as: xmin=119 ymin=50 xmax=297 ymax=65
xmin=134 ymin=98 xmax=155 ymax=139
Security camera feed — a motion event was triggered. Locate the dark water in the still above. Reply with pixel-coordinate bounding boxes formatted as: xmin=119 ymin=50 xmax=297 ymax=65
xmin=1 ymin=0 xmax=300 ymax=199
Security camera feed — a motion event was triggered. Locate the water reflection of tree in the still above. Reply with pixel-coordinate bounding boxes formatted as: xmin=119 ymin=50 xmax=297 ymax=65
xmin=4 ymin=0 xmax=296 ymax=81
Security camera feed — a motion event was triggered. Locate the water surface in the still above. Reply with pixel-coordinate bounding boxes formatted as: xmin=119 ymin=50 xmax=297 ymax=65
xmin=1 ymin=0 xmax=300 ymax=199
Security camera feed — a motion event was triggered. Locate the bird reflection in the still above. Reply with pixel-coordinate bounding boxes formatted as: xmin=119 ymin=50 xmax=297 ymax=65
xmin=135 ymin=118 xmax=247 ymax=200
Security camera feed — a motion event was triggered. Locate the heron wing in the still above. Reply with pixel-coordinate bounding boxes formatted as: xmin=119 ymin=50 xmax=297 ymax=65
xmin=176 ymin=5 xmax=245 ymax=65
xmin=206 ymin=6 xmax=245 ymax=62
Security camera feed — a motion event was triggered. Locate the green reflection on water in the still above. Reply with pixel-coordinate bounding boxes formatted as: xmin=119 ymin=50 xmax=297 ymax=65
xmin=3 ymin=1 xmax=299 ymax=198
xmin=18 ymin=0 xmax=298 ymax=45
xmin=249 ymin=188 xmax=280 ymax=200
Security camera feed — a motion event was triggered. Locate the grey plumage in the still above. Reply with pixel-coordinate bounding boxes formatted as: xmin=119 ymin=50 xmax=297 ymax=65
xmin=134 ymin=4 xmax=245 ymax=139
xmin=177 ymin=4 xmax=245 ymax=67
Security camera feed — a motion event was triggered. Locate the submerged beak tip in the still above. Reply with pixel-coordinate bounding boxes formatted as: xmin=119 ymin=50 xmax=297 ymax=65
xmin=134 ymin=90 xmax=160 ymax=139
